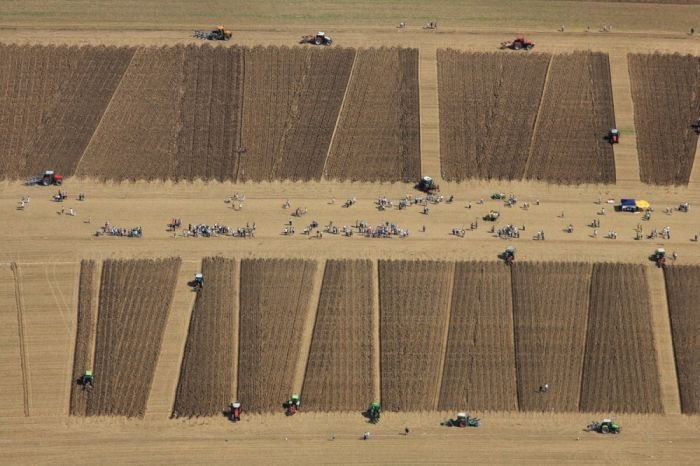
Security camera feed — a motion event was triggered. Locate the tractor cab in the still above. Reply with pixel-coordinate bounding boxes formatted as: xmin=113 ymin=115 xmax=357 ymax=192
xmin=651 ymin=248 xmax=666 ymax=268
xmin=229 ymin=401 xmax=241 ymax=422
xmin=447 ymin=412 xmax=480 ymax=427
xmin=608 ymin=128 xmax=620 ymax=144
xmin=79 ymin=370 xmax=94 ymax=389
xmin=192 ymin=273 xmax=204 ymax=290
xmin=367 ymin=402 xmax=381 ymax=423
xmin=418 ymin=176 xmax=439 ymax=193
xmin=42 ymin=170 xmax=63 ymax=186
xmin=502 ymin=246 xmax=515 ymax=265
xmin=286 ymin=394 xmax=301 ymax=415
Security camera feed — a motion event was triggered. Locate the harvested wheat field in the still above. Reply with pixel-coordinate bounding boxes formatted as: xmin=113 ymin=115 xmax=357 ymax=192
xmin=438 ymin=261 xmax=517 ymax=411
xmin=511 ymin=262 xmax=592 ymax=412
xmin=580 ymin=263 xmax=662 ymax=413
xmin=237 ymin=258 xmax=316 ymax=413
xmin=86 ymin=258 xmax=180 ymax=417
xmin=325 ymin=48 xmax=421 ymax=182
xmin=173 ymin=257 xmax=237 ymax=418
xmin=379 ymin=260 xmax=453 ymax=411
xmin=527 ymin=52 xmax=617 ymax=184
xmin=664 ymin=265 xmax=700 ymax=414
xmin=438 ymin=51 xmax=550 ymax=181
xmin=302 ymin=259 xmax=374 ymax=411
xmin=628 ymin=53 xmax=700 ymax=185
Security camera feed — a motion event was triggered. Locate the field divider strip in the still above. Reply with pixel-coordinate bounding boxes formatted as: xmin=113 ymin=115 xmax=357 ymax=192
xmin=321 ymin=51 xmax=357 ymax=179
xmin=64 ymin=262 xmax=82 ymax=415
xmin=293 ymin=259 xmax=326 ymax=394
xmin=434 ymin=261 xmax=456 ymax=410
xmin=87 ymin=261 xmax=102 ymax=380
xmin=523 ymin=54 xmax=553 ymax=180
xmin=74 ymin=49 xmax=137 ymax=175
xmin=648 ymin=266 xmax=681 ymax=415
xmin=231 ymin=258 xmax=241 ymax=401
xmin=371 ymin=259 xmax=381 ymax=402
xmin=10 ymin=262 xmax=30 ymax=417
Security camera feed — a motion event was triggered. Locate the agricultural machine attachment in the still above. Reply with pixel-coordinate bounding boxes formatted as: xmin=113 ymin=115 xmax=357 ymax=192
xmin=500 ymin=246 xmax=515 ymax=265
xmin=586 ymin=419 xmax=621 ymax=434
xmin=300 ymin=32 xmax=332 ymax=45
xmin=650 ymin=248 xmax=666 ymax=268
xmin=417 ymin=176 xmax=439 ymax=193
xmin=443 ymin=412 xmax=480 ymax=428
xmin=500 ymin=36 xmax=534 ymax=50
xmin=193 ymin=25 xmax=232 ymax=41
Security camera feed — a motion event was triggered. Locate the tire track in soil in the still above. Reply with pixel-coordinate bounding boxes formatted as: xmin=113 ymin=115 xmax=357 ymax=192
xmin=10 ymin=262 xmax=30 ymax=417
xmin=433 ymin=261 xmax=456 ymax=410
xmin=371 ymin=258 xmax=381 ymax=402
xmin=522 ymin=54 xmax=552 ymax=180
xmin=231 ymin=259 xmax=241 ymax=401
xmin=292 ymin=259 xmax=326 ymax=394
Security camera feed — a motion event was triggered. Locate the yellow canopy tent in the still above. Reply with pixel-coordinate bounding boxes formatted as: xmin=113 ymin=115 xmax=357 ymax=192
xmin=636 ymin=200 xmax=650 ymax=210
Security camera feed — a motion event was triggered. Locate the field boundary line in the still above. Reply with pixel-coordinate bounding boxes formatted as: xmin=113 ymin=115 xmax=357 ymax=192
xmin=523 ymin=54 xmax=552 ymax=179
xmin=293 ymin=259 xmax=325 ymax=393
xmin=231 ymin=258 xmax=241 ymax=401
xmin=74 ymin=49 xmax=137 ymax=175
xmin=434 ymin=261 xmax=456 ymax=410
xmin=10 ymin=263 xmax=30 ymax=417
xmin=321 ymin=50 xmax=357 ymax=179
xmin=648 ymin=266 xmax=681 ymax=415
xmin=371 ymin=259 xmax=381 ymax=402
xmin=88 ymin=261 xmax=102 ymax=382
xmin=64 ymin=263 xmax=82 ymax=415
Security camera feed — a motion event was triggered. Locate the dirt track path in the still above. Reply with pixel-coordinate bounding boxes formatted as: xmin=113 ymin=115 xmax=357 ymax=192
xmin=20 ymin=263 xmax=78 ymax=417
xmin=647 ymin=265 xmax=681 ymax=415
xmin=0 ymin=265 xmax=24 ymax=417
xmin=10 ymin=263 xmax=29 ymax=416
xmin=293 ymin=259 xmax=325 ymax=394
xmin=371 ymin=259 xmax=381 ymax=401
xmin=608 ymin=51 xmax=641 ymax=186
xmin=145 ymin=259 xmax=197 ymax=419
xmin=419 ymin=46 xmax=441 ymax=182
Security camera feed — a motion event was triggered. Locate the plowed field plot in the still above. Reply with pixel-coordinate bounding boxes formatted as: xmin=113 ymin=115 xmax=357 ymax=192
xmin=438 ymin=51 xmax=550 ymax=181
xmin=174 ymin=46 xmax=244 ymax=182
xmin=511 ymin=262 xmax=592 ymax=412
xmin=0 ymin=45 xmax=78 ymax=179
xmin=527 ymin=52 xmax=616 ymax=184
xmin=438 ymin=261 xmax=516 ymax=412
xmin=325 ymin=48 xmax=420 ymax=182
xmin=77 ymin=46 xmax=185 ymax=181
xmin=580 ymin=263 xmax=662 ymax=413
xmin=237 ymin=258 xmax=316 ymax=413
xmin=87 ymin=258 xmax=180 ymax=417
xmin=380 ymin=260 xmax=453 ymax=411
xmin=302 ymin=260 xmax=374 ymax=412
xmin=173 ymin=257 xmax=236 ymax=418
xmin=239 ymin=46 xmax=355 ymax=181
xmin=664 ymin=266 xmax=700 ymax=413
xmin=70 ymin=260 xmax=97 ymax=416
xmin=628 ymin=54 xmax=700 ymax=185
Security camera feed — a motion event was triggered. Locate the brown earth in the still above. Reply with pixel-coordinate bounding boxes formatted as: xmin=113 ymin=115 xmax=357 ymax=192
xmin=438 ymin=261 xmax=517 ymax=411
xmin=302 ymin=259 xmax=374 ymax=411
xmin=86 ymin=258 xmax=180 ymax=417
xmin=580 ymin=263 xmax=663 ymax=413
xmin=664 ymin=265 xmax=700 ymax=413
xmin=511 ymin=262 xmax=592 ymax=412
xmin=69 ymin=260 xmax=96 ymax=416
xmin=172 ymin=257 xmax=236 ymax=417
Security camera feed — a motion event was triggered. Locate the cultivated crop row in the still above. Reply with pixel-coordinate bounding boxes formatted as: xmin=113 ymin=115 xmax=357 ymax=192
xmin=237 ymin=258 xmax=316 ymax=413
xmin=69 ymin=260 xmax=97 ymax=416
xmin=325 ymin=48 xmax=421 ymax=182
xmin=580 ymin=263 xmax=662 ymax=413
xmin=438 ymin=51 xmax=550 ymax=181
xmin=628 ymin=53 xmax=700 ymax=185
xmin=664 ymin=265 xmax=700 ymax=413
xmin=87 ymin=258 xmax=180 ymax=417
xmin=173 ymin=257 xmax=237 ymax=417
xmin=302 ymin=260 xmax=374 ymax=411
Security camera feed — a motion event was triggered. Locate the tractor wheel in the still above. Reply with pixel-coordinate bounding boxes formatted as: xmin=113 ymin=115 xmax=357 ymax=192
xmin=315 ymin=38 xmax=322 ymax=45
xmin=601 ymin=425 xmax=610 ymax=434
xmin=326 ymin=39 xmax=332 ymax=45
xmin=513 ymin=42 xmax=522 ymax=50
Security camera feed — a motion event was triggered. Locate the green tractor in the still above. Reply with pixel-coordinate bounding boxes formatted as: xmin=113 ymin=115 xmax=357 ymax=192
xmin=445 ymin=412 xmax=480 ymax=428
xmin=501 ymin=246 xmax=515 ymax=266
xmin=285 ymin=394 xmax=301 ymax=416
xmin=78 ymin=370 xmax=94 ymax=390
xmin=650 ymin=248 xmax=667 ymax=268
xmin=417 ymin=176 xmax=440 ymax=193
xmin=366 ymin=402 xmax=381 ymax=424
xmin=483 ymin=210 xmax=500 ymax=221
xmin=491 ymin=192 xmax=506 ymax=200
xmin=586 ymin=419 xmax=621 ymax=434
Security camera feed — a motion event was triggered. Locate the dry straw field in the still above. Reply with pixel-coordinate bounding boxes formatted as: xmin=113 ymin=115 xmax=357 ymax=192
xmin=628 ymin=53 xmax=700 ymax=185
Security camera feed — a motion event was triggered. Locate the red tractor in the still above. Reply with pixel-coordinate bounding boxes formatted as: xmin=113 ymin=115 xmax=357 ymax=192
xmin=500 ymin=36 xmax=535 ymax=50
xmin=26 ymin=170 xmax=63 ymax=186
xmin=607 ymin=128 xmax=620 ymax=144
xmin=229 ymin=401 xmax=241 ymax=422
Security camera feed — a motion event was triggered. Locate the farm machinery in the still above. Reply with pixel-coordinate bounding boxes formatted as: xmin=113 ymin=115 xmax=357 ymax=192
xmin=193 ymin=25 xmax=232 ymax=41
xmin=26 ymin=170 xmax=63 ymax=186
xmin=692 ymin=118 xmax=700 ymax=134
xmin=228 ymin=401 xmax=241 ymax=422
xmin=500 ymin=36 xmax=535 ymax=50
xmin=586 ymin=419 xmax=621 ymax=434
xmin=417 ymin=176 xmax=440 ymax=193
xmin=607 ymin=128 xmax=620 ymax=144
xmin=483 ymin=210 xmax=500 ymax=221
xmin=77 ymin=370 xmax=94 ymax=390
xmin=299 ymin=32 xmax=332 ymax=46
xmin=443 ymin=412 xmax=480 ymax=428
xmin=365 ymin=402 xmax=381 ymax=424
xmin=285 ymin=394 xmax=301 ymax=415
xmin=500 ymin=246 xmax=516 ymax=265
xmin=650 ymin=248 xmax=667 ymax=268
xmin=189 ymin=272 xmax=204 ymax=291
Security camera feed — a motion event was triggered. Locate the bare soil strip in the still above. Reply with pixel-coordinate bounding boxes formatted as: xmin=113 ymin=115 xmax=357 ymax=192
xmin=69 ymin=260 xmax=96 ymax=416
xmin=10 ymin=263 xmax=29 ymax=417
xmin=0 ymin=265 xmax=24 ymax=416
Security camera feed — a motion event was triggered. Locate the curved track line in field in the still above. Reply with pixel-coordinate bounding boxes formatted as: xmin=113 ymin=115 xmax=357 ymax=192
xmin=523 ymin=55 xmax=553 ymax=180
xmin=10 ymin=263 xmax=29 ymax=417
xmin=74 ymin=50 xmax=136 ymax=175
xmin=321 ymin=51 xmax=357 ymax=179
xmin=433 ymin=261 xmax=456 ymax=410
xmin=293 ymin=259 xmax=325 ymax=394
